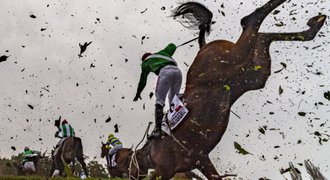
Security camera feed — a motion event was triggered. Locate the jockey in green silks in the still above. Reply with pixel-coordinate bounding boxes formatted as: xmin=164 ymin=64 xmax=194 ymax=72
xmin=133 ymin=43 xmax=182 ymax=138
xmin=21 ymin=146 xmax=40 ymax=172
xmin=54 ymin=119 xmax=75 ymax=156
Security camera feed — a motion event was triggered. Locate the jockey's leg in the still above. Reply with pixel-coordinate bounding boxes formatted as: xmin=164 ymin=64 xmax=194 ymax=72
xmin=155 ymin=67 xmax=171 ymax=108
xmin=168 ymin=66 xmax=183 ymax=106
xmin=153 ymin=104 xmax=164 ymax=137
xmin=154 ymin=66 xmax=172 ymax=138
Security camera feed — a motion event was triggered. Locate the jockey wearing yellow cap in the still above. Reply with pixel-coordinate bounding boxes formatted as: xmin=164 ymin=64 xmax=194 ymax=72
xmin=106 ymin=134 xmax=123 ymax=155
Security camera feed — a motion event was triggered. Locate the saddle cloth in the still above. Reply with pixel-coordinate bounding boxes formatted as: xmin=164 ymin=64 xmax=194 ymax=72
xmin=162 ymin=95 xmax=189 ymax=135
xmin=111 ymin=153 xmax=117 ymax=167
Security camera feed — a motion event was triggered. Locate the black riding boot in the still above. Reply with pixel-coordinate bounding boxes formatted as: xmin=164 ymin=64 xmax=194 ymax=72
xmin=150 ymin=104 xmax=164 ymax=138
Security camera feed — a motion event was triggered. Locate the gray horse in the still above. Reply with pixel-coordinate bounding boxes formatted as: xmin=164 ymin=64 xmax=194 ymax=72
xmin=50 ymin=137 xmax=88 ymax=177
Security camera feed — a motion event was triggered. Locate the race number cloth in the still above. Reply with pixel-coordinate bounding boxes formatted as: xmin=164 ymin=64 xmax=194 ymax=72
xmin=111 ymin=153 xmax=117 ymax=167
xmin=162 ymin=95 xmax=188 ymax=135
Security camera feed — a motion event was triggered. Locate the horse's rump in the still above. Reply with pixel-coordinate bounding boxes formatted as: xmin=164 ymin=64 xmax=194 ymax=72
xmin=60 ymin=137 xmax=83 ymax=161
xmin=23 ymin=161 xmax=36 ymax=172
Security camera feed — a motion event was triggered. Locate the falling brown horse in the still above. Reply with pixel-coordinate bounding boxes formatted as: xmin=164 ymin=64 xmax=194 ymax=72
xmin=112 ymin=0 xmax=326 ymax=179
xmin=100 ymin=143 xmax=204 ymax=179
xmin=50 ymin=137 xmax=88 ymax=177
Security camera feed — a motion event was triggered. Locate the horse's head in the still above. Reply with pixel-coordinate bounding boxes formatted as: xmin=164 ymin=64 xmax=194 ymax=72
xmin=100 ymin=142 xmax=109 ymax=158
xmin=109 ymin=148 xmax=134 ymax=178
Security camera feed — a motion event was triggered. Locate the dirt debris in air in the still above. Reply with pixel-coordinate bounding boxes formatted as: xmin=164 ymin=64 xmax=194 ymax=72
xmin=78 ymin=41 xmax=92 ymax=58
xmin=0 ymin=55 xmax=9 ymax=63
xmin=105 ymin=116 xmax=111 ymax=123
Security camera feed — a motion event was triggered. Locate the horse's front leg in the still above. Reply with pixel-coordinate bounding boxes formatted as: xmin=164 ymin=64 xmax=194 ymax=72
xmin=196 ymin=156 xmax=222 ymax=180
xmin=149 ymin=168 xmax=175 ymax=180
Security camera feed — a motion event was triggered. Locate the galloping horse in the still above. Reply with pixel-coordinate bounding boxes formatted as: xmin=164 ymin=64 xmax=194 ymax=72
xmin=112 ymin=0 xmax=326 ymax=179
xmin=50 ymin=137 xmax=88 ymax=177
xmin=101 ymin=142 xmax=125 ymax=177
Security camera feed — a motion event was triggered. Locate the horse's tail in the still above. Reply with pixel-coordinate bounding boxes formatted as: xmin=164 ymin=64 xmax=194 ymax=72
xmin=172 ymin=2 xmax=213 ymax=48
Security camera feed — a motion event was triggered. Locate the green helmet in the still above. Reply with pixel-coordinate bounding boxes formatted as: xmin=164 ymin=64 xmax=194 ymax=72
xmin=24 ymin=146 xmax=30 ymax=151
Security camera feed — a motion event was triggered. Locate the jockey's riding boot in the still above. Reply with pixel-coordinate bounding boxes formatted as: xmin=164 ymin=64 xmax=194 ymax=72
xmin=150 ymin=104 xmax=164 ymax=138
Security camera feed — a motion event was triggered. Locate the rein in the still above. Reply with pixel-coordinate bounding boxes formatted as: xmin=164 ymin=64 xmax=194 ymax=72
xmin=177 ymin=37 xmax=199 ymax=48
xmin=169 ymin=133 xmax=190 ymax=153
xmin=164 ymin=112 xmax=191 ymax=153
xmin=128 ymin=122 xmax=152 ymax=179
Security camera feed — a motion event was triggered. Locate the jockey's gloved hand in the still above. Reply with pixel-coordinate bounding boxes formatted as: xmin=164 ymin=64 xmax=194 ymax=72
xmin=133 ymin=94 xmax=142 ymax=102
xmin=54 ymin=131 xmax=60 ymax=138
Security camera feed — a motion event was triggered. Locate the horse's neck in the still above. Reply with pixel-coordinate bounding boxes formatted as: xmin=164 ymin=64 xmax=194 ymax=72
xmin=105 ymin=154 xmax=111 ymax=167
xmin=136 ymin=144 xmax=154 ymax=169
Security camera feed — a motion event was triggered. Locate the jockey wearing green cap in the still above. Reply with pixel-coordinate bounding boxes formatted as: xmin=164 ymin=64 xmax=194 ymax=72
xmin=134 ymin=43 xmax=182 ymax=138
xmin=54 ymin=119 xmax=75 ymax=156
xmin=21 ymin=146 xmax=40 ymax=172
xmin=55 ymin=119 xmax=75 ymax=138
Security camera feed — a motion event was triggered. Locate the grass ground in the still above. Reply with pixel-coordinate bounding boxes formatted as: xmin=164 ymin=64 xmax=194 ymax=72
xmin=0 ymin=176 xmax=127 ymax=180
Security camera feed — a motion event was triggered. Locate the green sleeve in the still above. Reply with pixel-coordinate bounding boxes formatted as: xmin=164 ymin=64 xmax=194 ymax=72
xmin=159 ymin=43 xmax=177 ymax=56
xmin=135 ymin=68 xmax=149 ymax=97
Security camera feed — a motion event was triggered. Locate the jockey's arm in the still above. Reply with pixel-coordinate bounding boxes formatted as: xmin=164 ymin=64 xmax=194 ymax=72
xmin=55 ymin=130 xmax=61 ymax=138
xmin=135 ymin=70 xmax=149 ymax=98
xmin=158 ymin=43 xmax=177 ymax=57
xmin=105 ymin=142 xmax=112 ymax=149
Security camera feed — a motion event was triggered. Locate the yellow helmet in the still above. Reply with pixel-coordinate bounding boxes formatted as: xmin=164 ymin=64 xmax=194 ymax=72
xmin=108 ymin=134 xmax=114 ymax=138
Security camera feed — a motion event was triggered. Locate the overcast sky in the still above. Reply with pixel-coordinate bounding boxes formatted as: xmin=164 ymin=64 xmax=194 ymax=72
xmin=0 ymin=0 xmax=329 ymax=179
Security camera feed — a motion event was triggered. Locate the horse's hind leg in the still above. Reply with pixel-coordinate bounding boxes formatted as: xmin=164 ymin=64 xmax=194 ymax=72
xmin=236 ymin=0 xmax=286 ymax=51
xmin=264 ymin=15 xmax=327 ymax=42
xmin=77 ymin=157 xmax=88 ymax=177
xmin=241 ymin=0 xmax=286 ymax=29
xmin=70 ymin=160 xmax=75 ymax=176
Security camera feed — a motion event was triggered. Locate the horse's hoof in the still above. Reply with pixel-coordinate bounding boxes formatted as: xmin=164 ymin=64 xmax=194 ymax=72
xmin=307 ymin=15 xmax=326 ymax=30
xmin=52 ymin=169 xmax=60 ymax=177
